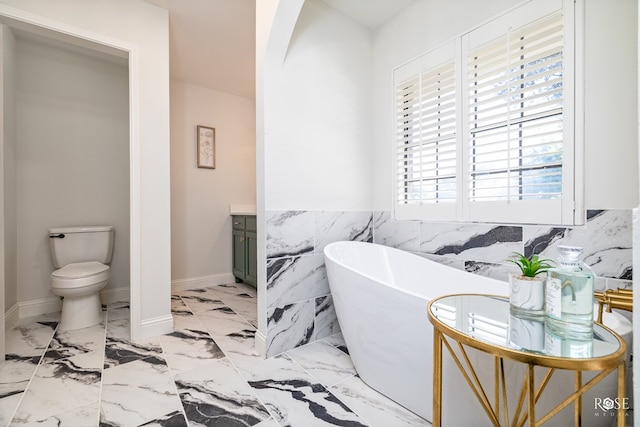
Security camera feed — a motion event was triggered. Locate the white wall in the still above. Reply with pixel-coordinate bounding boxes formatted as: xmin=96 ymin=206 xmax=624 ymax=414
xmin=635 ymin=2 xmax=640 ymax=422
xmin=584 ymin=0 xmax=638 ymax=209
xmin=170 ymin=79 xmax=256 ymax=285
xmin=15 ymin=36 xmax=129 ymax=303
xmin=263 ymin=0 xmax=373 ymax=211
xmin=2 ymin=24 xmax=16 ymax=314
xmin=0 ymin=0 xmax=172 ymax=339
xmin=0 ymin=22 xmax=15 ymax=368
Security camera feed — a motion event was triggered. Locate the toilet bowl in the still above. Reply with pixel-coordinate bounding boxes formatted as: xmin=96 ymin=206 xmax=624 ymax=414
xmin=49 ymin=226 xmax=114 ymax=331
xmin=51 ymin=261 xmax=110 ymax=330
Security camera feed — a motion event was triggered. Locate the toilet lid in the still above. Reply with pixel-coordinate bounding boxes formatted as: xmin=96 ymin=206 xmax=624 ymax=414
xmin=52 ymin=261 xmax=109 ymax=278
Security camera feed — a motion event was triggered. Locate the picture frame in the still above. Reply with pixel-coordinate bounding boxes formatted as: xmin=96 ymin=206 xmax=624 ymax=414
xmin=197 ymin=125 xmax=216 ymax=169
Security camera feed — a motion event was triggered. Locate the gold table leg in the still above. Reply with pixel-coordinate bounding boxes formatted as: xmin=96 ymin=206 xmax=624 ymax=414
xmin=617 ymin=362 xmax=626 ymax=427
xmin=433 ymin=329 xmax=442 ymax=427
xmin=575 ymin=371 xmax=582 ymax=427
xmin=527 ymin=364 xmax=535 ymax=427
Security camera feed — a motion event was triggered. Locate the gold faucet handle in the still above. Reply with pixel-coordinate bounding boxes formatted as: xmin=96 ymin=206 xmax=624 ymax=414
xmin=594 ymin=288 xmax=633 ymax=324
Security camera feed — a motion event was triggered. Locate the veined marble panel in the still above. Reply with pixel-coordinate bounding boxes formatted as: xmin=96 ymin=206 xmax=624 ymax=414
xmin=198 ymin=306 xmax=255 ymax=338
xmin=212 ymin=292 xmax=258 ymax=328
xmin=373 ymin=211 xmax=420 ymax=251
xmin=208 ymin=282 xmax=258 ymax=299
xmin=5 ymin=316 xmax=58 ymax=359
xmin=266 ymin=300 xmax=315 ymax=357
xmin=465 ymin=261 xmax=512 ymax=283
xmin=100 ymin=356 xmax=183 ymax=426
xmin=106 ymin=302 xmax=130 ymax=322
xmin=255 ymin=418 xmax=279 ymax=427
xmin=175 ymin=358 xmax=270 ymax=426
xmin=420 ymin=222 xmax=522 ymax=263
xmin=10 ymin=350 xmax=102 ymax=425
xmin=104 ymin=318 xmax=163 ymax=369
xmin=159 ymin=328 xmax=225 ymax=374
xmin=246 ymin=354 xmax=367 ymax=426
xmin=314 ymin=296 xmax=340 ymax=341
xmin=43 ymin=322 xmax=106 ymax=363
xmin=320 ymin=333 xmax=347 ymax=350
xmin=16 ymin=401 xmax=100 ymax=427
xmin=172 ymin=307 xmax=206 ymax=332
xmin=171 ymin=295 xmax=190 ymax=313
xmin=0 ymin=392 xmax=22 ymax=426
xmin=0 ymin=358 xmax=34 ymax=402
xmin=417 ymin=253 xmax=466 ymax=271
xmin=524 ymin=210 xmax=633 ymax=279
xmin=1 ymin=316 xmax=60 ymax=422
xmin=0 ymin=323 xmax=54 ymax=412
xmin=176 ymin=288 xmax=226 ymax=314
xmin=330 ymin=375 xmax=429 ymax=426
xmin=212 ymin=328 xmax=264 ymax=377
xmin=607 ymin=278 xmax=632 ymax=291
xmin=266 ymin=210 xmax=315 ymax=258
xmin=267 ymin=253 xmax=328 ymax=307
xmin=138 ymin=410 xmax=188 ymax=426
xmin=285 ymin=341 xmax=356 ymax=388
xmin=314 ymin=211 xmax=373 ymax=253
xmin=522 ymin=227 xmax=568 ymax=257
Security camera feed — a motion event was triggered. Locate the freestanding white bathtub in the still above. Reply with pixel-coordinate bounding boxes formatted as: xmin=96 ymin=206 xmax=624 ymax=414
xmin=324 ymin=241 xmax=632 ymax=427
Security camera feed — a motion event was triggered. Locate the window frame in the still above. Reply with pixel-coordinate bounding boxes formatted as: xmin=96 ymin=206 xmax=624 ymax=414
xmin=392 ymin=0 xmax=583 ymax=226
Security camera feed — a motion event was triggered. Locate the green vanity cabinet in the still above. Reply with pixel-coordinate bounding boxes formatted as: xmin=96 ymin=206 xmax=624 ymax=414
xmin=232 ymin=215 xmax=257 ymax=287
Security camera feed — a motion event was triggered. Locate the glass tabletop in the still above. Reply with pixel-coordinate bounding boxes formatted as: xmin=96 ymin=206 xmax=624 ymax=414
xmin=428 ymin=294 xmax=624 ymax=367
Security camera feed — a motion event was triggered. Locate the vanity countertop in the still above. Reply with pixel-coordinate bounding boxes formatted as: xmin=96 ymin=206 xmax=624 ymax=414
xmin=229 ymin=204 xmax=256 ymax=216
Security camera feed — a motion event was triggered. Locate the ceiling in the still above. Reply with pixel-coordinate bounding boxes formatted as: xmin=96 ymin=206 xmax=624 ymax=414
xmin=146 ymin=0 xmax=256 ymax=100
xmin=322 ymin=0 xmax=415 ymax=29
xmin=146 ymin=0 xmax=416 ymax=100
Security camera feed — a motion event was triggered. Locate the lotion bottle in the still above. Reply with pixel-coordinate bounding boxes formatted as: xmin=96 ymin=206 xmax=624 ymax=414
xmin=545 ymin=246 xmax=594 ymax=339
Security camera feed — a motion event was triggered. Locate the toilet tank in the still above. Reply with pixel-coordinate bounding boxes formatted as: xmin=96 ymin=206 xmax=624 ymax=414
xmin=49 ymin=226 xmax=114 ymax=268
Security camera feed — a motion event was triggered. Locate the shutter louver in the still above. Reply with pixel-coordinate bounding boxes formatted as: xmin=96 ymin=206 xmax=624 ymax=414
xmin=396 ymin=61 xmax=457 ymax=206
xmin=468 ymin=13 xmax=564 ymax=203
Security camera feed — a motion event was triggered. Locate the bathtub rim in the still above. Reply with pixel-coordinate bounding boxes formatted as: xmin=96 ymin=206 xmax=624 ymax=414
xmin=323 ymin=240 xmax=491 ymax=301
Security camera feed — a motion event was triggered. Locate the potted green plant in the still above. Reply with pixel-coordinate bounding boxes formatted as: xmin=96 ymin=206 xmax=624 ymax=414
xmin=507 ymin=252 xmax=553 ymax=316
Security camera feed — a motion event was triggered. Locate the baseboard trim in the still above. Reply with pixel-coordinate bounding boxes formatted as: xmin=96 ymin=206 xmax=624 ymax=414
xmin=5 ymin=303 xmax=19 ymax=326
xmin=255 ymin=329 xmax=267 ymax=358
xmin=138 ymin=314 xmax=174 ymax=339
xmin=19 ymin=297 xmax=62 ymax=319
xmin=171 ymin=273 xmax=236 ymax=293
xmin=8 ymin=287 xmax=130 ymax=322
xmin=100 ymin=286 xmax=130 ymax=305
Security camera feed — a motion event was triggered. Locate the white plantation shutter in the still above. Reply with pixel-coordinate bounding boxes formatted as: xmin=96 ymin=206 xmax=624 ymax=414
xmin=465 ymin=11 xmax=568 ymax=223
xmin=393 ymin=0 xmax=579 ymax=225
xmin=395 ymin=43 xmax=458 ymax=221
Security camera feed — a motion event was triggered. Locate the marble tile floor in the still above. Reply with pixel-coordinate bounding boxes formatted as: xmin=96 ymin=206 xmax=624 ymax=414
xmin=0 ymin=283 xmax=429 ymax=427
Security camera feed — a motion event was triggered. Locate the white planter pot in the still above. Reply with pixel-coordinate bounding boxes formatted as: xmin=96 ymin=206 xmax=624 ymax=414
xmin=509 ymin=274 xmax=545 ymax=316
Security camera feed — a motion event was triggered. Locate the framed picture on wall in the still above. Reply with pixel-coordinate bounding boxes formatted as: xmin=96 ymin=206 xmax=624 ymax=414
xmin=197 ymin=125 xmax=216 ymax=169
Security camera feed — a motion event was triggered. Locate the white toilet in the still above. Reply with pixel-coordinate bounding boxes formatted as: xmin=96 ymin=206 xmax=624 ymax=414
xmin=49 ymin=225 xmax=114 ymax=331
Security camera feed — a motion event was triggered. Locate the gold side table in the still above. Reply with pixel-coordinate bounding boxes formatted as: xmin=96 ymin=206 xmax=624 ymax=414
xmin=427 ymin=294 xmax=627 ymax=427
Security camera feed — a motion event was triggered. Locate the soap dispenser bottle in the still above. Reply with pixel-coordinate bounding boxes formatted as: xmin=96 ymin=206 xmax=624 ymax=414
xmin=545 ymin=246 xmax=595 ymax=339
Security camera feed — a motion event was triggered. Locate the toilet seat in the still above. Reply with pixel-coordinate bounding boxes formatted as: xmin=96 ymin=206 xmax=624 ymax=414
xmin=51 ymin=261 xmax=110 ymax=289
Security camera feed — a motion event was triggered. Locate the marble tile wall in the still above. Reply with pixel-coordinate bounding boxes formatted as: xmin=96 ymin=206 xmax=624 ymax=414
xmin=265 ymin=211 xmax=373 ymax=357
xmin=264 ymin=209 xmax=633 ymax=357
xmin=374 ymin=209 xmax=633 ymax=291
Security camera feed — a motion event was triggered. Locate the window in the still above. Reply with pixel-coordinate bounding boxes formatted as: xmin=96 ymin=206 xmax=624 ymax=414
xmin=394 ymin=0 xmax=581 ymax=225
